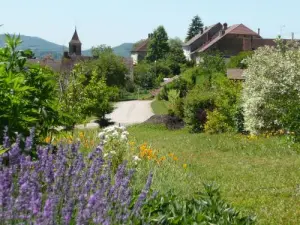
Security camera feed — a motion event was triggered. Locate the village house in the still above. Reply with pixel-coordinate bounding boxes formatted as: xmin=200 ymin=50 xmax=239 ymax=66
xmin=182 ymin=22 xmax=279 ymax=63
xmin=130 ymin=33 xmax=153 ymax=65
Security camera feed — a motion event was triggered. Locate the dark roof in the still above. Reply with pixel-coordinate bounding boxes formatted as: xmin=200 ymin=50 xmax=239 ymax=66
xmin=131 ymin=39 xmax=149 ymax=52
xmin=69 ymin=29 xmax=81 ymax=44
xmin=227 ymin=68 xmax=245 ymax=80
xmin=28 ymin=58 xmax=62 ymax=72
xmin=183 ymin=23 xmax=220 ymax=46
xmin=195 ymin=24 xmax=260 ymax=53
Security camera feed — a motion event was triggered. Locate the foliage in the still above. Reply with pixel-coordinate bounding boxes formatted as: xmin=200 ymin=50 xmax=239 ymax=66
xmin=91 ymin=44 xmax=113 ymax=57
xmin=167 ymin=38 xmax=186 ymax=75
xmin=185 ymin=15 xmax=204 ymax=42
xmin=133 ymin=62 xmax=156 ymax=88
xmin=83 ymin=47 xmax=128 ymax=87
xmin=242 ymin=39 xmax=300 ymax=139
xmin=60 ymin=64 xmax=118 ymax=127
xmin=227 ymin=51 xmax=253 ymax=69
xmin=158 ymin=78 xmax=190 ymax=101
xmin=146 ymin=26 xmax=170 ymax=62
xmin=133 ymin=60 xmax=171 ymax=89
xmin=0 ymin=131 xmax=153 ymax=224
xmin=139 ymin=184 xmax=255 ymax=224
xmin=0 ymin=34 xmax=60 ymax=139
xmin=212 ymin=74 xmax=243 ymax=133
xmin=199 ymin=52 xmax=226 ymax=75
xmin=167 ymin=89 xmax=180 ymax=116
xmin=183 ymin=86 xmax=215 ymax=132
xmin=204 ymin=110 xmax=233 ymax=134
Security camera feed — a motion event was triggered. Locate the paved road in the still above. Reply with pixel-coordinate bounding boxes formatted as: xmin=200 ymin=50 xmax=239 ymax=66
xmin=106 ymin=100 xmax=154 ymax=126
xmin=75 ymin=100 xmax=154 ymax=129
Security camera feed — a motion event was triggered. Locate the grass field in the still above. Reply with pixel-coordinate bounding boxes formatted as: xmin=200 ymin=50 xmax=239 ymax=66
xmin=127 ymin=124 xmax=300 ymax=225
xmin=151 ymin=99 xmax=169 ymax=115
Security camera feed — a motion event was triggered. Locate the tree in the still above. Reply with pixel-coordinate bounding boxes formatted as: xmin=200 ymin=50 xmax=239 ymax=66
xmin=166 ymin=38 xmax=186 ymax=75
xmin=185 ymin=15 xmax=204 ymax=42
xmin=242 ymin=39 xmax=300 ymax=139
xmin=83 ymin=48 xmax=128 ymax=87
xmin=61 ymin=63 xmax=118 ymax=127
xmin=146 ymin=26 xmax=170 ymax=62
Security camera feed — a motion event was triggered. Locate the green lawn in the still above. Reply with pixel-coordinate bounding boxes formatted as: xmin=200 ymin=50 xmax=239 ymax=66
xmin=151 ymin=99 xmax=169 ymax=115
xmin=128 ymin=124 xmax=300 ymax=225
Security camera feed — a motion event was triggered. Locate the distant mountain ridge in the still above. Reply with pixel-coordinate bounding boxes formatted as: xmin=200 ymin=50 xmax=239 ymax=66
xmin=0 ymin=34 xmax=134 ymax=59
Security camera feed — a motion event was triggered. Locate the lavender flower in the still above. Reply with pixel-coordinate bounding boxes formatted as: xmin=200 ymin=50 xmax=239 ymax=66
xmin=0 ymin=129 xmax=153 ymax=224
xmin=25 ymin=127 xmax=35 ymax=151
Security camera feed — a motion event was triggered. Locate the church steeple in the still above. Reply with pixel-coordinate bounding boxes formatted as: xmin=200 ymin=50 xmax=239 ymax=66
xmin=69 ymin=28 xmax=82 ymax=56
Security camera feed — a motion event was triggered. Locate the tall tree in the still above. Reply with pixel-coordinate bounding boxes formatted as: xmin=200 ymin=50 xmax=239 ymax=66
xmin=168 ymin=37 xmax=186 ymax=64
xmin=185 ymin=15 xmax=204 ymax=42
xmin=146 ymin=26 xmax=169 ymax=62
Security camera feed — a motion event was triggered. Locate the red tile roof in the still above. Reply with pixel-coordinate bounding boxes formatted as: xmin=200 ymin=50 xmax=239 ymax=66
xmin=227 ymin=69 xmax=245 ymax=80
xmin=195 ymin=24 xmax=260 ymax=53
xmin=131 ymin=39 xmax=149 ymax=52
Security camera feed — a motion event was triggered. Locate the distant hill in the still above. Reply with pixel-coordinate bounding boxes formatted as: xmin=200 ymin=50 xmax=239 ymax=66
xmin=82 ymin=43 xmax=134 ymax=58
xmin=0 ymin=34 xmax=134 ymax=59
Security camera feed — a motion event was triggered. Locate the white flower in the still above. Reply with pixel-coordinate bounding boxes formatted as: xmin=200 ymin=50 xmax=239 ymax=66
xmin=112 ymin=131 xmax=119 ymax=137
xmin=119 ymin=126 xmax=126 ymax=131
xmin=98 ymin=132 xmax=105 ymax=138
xmin=122 ymin=131 xmax=129 ymax=136
xmin=120 ymin=134 xmax=127 ymax=141
xmin=133 ymin=155 xmax=141 ymax=161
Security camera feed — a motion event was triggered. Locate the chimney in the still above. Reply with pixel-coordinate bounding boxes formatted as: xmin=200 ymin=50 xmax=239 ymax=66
xmin=258 ymin=28 xmax=260 ymax=36
xmin=223 ymin=23 xmax=228 ymax=30
xmin=200 ymin=28 xmax=203 ymax=34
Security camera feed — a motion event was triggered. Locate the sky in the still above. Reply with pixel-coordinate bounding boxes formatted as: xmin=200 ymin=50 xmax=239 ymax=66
xmin=0 ymin=0 xmax=299 ymax=49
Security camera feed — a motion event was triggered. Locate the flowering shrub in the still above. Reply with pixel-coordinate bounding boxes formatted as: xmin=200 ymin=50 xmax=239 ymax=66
xmin=243 ymin=39 xmax=300 ymax=139
xmin=98 ymin=125 xmax=130 ymax=171
xmin=0 ymin=131 xmax=153 ymax=224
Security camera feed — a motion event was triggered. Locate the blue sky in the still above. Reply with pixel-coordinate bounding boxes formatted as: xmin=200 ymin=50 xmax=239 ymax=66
xmin=0 ymin=0 xmax=298 ymax=49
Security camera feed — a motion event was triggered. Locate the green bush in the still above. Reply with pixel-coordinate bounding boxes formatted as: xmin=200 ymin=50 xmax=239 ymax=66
xmin=0 ymin=35 xmax=60 ymax=139
xmin=227 ymin=51 xmax=253 ymax=69
xmin=158 ymin=78 xmax=189 ymax=101
xmin=183 ymin=86 xmax=215 ymax=132
xmin=133 ymin=62 xmax=157 ymax=89
xmin=125 ymin=79 xmax=136 ymax=93
xmin=204 ymin=110 xmax=233 ymax=134
xmin=138 ymin=183 xmax=256 ymax=224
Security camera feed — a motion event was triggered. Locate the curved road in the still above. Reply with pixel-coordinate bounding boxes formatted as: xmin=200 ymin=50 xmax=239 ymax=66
xmin=106 ymin=100 xmax=154 ymax=126
xmin=75 ymin=100 xmax=154 ymax=129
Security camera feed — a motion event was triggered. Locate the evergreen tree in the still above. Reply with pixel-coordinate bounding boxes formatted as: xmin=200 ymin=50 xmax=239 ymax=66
xmin=146 ymin=26 xmax=170 ymax=62
xmin=185 ymin=15 xmax=204 ymax=42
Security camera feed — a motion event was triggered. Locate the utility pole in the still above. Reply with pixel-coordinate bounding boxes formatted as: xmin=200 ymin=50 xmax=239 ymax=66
xmin=292 ymin=32 xmax=294 ymax=40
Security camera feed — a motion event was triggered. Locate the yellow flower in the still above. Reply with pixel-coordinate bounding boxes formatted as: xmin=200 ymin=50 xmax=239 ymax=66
xmin=168 ymin=153 xmax=174 ymax=157
xmin=173 ymin=156 xmax=178 ymax=161
xmin=45 ymin=136 xmax=51 ymax=144
xmin=79 ymin=132 xmax=84 ymax=139
xmin=160 ymin=156 xmax=166 ymax=161
xmin=183 ymin=164 xmax=187 ymax=169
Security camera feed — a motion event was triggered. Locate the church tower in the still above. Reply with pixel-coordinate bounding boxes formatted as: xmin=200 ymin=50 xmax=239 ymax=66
xmin=69 ymin=28 xmax=82 ymax=56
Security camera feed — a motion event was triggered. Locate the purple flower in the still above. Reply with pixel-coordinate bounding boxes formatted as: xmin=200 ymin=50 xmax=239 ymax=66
xmin=25 ymin=127 xmax=35 ymax=152
xmin=3 ymin=126 xmax=10 ymax=148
